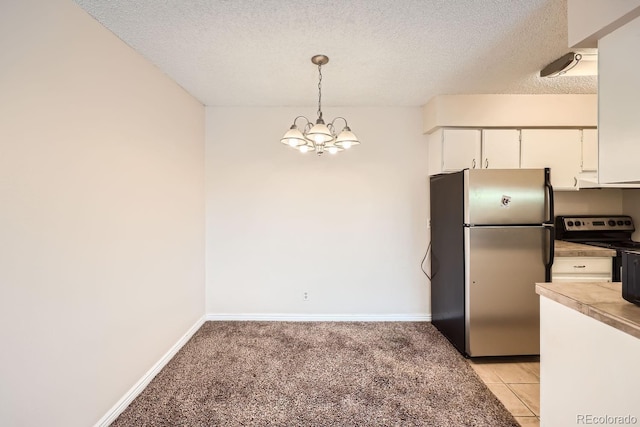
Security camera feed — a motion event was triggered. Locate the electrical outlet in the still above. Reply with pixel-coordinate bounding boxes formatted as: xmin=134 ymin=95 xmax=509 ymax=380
xmin=303 ymin=292 xmax=309 ymax=301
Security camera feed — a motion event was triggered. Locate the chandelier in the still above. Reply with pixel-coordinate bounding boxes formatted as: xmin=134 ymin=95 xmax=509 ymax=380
xmin=280 ymin=55 xmax=360 ymax=155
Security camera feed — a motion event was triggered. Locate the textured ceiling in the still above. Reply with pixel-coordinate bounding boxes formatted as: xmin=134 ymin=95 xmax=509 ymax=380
xmin=73 ymin=0 xmax=597 ymax=107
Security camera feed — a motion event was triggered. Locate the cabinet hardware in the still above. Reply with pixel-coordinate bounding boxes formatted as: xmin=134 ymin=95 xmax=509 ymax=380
xmin=484 ymin=159 xmax=489 ymax=168
xmin=573 ymin=265 xmax=586 ymax=268
xmin=472 ymin=159 xmax=476 ymax=169
xmin=574 ymin=177 xmax=578 ymax=187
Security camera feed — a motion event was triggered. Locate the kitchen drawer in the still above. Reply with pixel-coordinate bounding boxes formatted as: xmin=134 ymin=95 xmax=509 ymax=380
xmin=551 ymin=275 xmax=612 ymax=283
xmin=552 ymin=257 xmax=612 ymax=275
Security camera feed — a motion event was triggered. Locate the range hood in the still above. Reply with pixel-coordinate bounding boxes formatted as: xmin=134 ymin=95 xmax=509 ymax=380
xmin=578 ymin=172 xmax=640 ymax=189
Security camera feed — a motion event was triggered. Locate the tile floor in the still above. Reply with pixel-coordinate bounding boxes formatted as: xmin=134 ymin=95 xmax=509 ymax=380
xmin=467 ymin=356 xmax=540 ymax=427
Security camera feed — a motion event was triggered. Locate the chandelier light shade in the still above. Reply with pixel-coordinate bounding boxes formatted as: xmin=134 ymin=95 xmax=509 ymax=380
xmin=280 ymin=55 xmax=361 ymax=156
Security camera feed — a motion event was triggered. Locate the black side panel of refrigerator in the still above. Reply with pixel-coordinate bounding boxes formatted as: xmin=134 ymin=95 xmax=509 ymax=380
xmin=430 ymin=171 xmax=465 ymax=354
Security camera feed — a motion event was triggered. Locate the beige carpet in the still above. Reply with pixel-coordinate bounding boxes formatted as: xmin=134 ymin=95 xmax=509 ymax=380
xmin=113 ymin=322 xmax=518 ymax=426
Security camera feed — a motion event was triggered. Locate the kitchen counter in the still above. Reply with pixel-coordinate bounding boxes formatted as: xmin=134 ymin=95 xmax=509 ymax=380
xmin=554 ymin=240 xmax=616 ymax=257
xmin=537 ymin=281 xmax=640 ymax=425
xmin=536 ymin=281 xmax=640 ymax=339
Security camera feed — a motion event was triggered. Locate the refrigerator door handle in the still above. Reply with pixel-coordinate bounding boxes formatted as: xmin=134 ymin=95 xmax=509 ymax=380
xmin=544 ymin=167 xmax=554 ymax=224
xmin=543 ymin=167 xmax=554 ymax=282
xmin=544 ymin=224 xmax=555 ymax=282
xmin=466 ymin=225 xmax=546 ymax=229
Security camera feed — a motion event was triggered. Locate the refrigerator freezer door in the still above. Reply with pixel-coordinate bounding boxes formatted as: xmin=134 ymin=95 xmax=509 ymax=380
xmin=465 ymin=226 xmax=545 ymax=356
xmin=464 ymin=169 xmax=546 ymax=225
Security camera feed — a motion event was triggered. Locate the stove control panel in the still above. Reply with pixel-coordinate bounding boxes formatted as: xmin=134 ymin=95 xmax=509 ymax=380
xmin=558 ymin=215 xmax=635 ymax=232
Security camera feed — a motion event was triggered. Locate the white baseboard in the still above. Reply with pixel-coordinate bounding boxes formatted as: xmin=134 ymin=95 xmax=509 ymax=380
xmin=95 ymin=316 xmax=206 ymax=427
xmin=206 ymin=313 xmax=431 ymax=322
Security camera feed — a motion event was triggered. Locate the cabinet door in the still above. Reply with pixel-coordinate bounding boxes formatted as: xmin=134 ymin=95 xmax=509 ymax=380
xmin=520 ymin=129 xmax=582 ymax=190
xmin=442 ymin=129 xmax=481 ymax=171
xmin=599 ymin=16 xmax=640 ymax=183
xmin=481 ymin=129 xmax=520 ymax=169
xmin=582 ymin=129 xmax=598 ymax=172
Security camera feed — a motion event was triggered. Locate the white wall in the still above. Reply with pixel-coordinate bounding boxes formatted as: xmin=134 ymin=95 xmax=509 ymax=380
xmin=423 ymin=94 xmax=597 ymax=134
xmin=0 ymin=1 xmax=205 ymax=426
xmin=206 ymin=107 xmax=429 ymax=319
xmin=554 ymin=189 xmax=624 ymax=216
xmin=622 ymin=190 xmax=640 ymax=241
xmin=567 ymin=0 xmax=640 ymax=47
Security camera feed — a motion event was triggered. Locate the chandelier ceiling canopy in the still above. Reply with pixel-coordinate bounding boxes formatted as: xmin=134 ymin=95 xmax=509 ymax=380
xmin=280 ymin=55 xmax=361 ymax=156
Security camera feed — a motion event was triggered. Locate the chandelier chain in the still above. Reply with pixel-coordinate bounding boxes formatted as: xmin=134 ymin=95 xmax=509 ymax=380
xmin=317 ymin=64 xmax=323 ymax=119
xmin=280 ymin=55 xmax=360 ymax=155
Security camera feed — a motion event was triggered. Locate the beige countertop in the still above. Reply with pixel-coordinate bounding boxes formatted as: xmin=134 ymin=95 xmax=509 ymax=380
xmin=536 ymin=281 xmax=640 ymax=340
xmin=554 ymin=240 xmax=616 ymax=257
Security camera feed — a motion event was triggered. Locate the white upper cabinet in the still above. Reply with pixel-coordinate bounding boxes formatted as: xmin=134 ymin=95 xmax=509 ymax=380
xmin=481 ymin=129 xmax=520 ymax=169
xmin=581 ymin=129 xmax=598 ymax=172
xmin=441 ymin=129 xmax=482 ymax=171
xmin=598 ymin=15 xmax=640 ymax=183
xmin=520 ymin=129 xmax=582 ymax=190
xmin=428 ymin=128 xmax=520 ymax=175
xmin=428 ymin=129 xmax=481 ymax=174
xmin=424 ymin=95 xmax=603 ymax=186
xmin=429 ymin=127 xmax=594 ymax=190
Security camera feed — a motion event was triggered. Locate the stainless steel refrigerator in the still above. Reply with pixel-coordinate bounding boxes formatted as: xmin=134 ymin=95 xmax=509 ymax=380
xmin=430 ymin=168 xmax=554 ymax=357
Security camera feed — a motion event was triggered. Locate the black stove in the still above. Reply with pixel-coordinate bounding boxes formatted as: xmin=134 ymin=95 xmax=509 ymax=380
xmin=556 ymin=215 xmax=638 ymax=281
